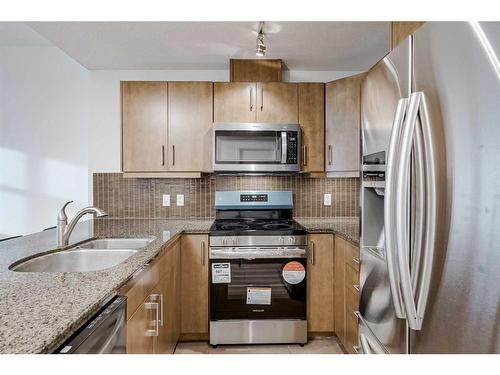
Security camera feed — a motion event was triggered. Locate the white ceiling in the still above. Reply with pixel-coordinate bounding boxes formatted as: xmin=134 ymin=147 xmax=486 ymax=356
xmin=23 ymin=22 xmax=390 ymax=71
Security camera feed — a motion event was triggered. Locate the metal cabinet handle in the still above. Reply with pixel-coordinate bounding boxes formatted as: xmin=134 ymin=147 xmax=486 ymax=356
xmin=309 ymin=241 xmax=315 ymax=265
xmin=352 ymin=257 xmax=360 ymax=265
xmin=328 ymin=145 xmax=333 ymax=165
xmin=250 ymin=87 xmax=253 ymax=111
xmin=353 ymin=345 xmax=360 ymax=354
xmin=353 ymin=284 xmax=360 ymax=292
xmin=302 ymin=145 xmax=307 ymax=166
xmin=149 ymin=293 xmax=164 ymax=327
xmin=384 ymin=97 xmax=408 ymax=320
xmin=144 ymin=301 xmax=159 ymax=337
xmin=260 ymin=86 xmax=264 ymax=111
xmin=161 ymin=145 xmax=165 ymax=166
xmin=172 ymin=145 xmax=175 ymax=166
xmin=201 ymin=241 xmax=206 ymax=266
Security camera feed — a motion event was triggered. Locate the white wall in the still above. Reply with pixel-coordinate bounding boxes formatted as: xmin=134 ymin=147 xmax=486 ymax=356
xmin=0 ymin=46 xmax=90 ymax=238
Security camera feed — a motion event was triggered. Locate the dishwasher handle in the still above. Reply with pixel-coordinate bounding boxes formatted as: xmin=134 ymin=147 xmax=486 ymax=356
xmin=56 ymin=296 xmax=127 ymax=354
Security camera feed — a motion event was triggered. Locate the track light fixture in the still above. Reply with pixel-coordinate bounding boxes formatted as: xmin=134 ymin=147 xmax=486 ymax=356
xmin=256 ymin=21 xmax=266 ymax=57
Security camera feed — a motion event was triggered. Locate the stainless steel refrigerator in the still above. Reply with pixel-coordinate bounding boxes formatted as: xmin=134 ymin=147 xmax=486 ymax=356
xmin=359 ymin=22 xmax=500 ymax=354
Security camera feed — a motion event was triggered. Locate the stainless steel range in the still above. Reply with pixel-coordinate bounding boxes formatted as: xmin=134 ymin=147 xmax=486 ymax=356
xmin=209 ymin=191 xmax=307 ymax=346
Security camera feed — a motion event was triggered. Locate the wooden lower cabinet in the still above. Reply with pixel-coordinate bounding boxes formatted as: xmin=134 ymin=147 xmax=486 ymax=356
xmin=307 ymin=234 xmax=335 ymax=333
xmin=334 ymin=236 xmax=346 ymax=343
xmin=124 ymin=238 xmax=181 ymax=354
xmin=180 ymin=234 xmax=209 ymax=337
xmin=332 ymin=236 xmax=360 ymax=353
xmin=126 ymin=298 xmax=154 ymax=354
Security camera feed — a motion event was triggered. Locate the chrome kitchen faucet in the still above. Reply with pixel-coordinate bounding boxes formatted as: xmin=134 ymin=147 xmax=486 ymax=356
xmin=57 ymin=201 xmax=107 ymax=247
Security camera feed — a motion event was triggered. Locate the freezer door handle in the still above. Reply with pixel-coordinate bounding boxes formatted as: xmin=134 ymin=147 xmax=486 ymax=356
xmin=395 ymin=91 xmax=437 ymax=331
xmin=414 ymin=91 xmax=438 ymax=330
xmin=384 ymin=97 xmax=408 ymax=319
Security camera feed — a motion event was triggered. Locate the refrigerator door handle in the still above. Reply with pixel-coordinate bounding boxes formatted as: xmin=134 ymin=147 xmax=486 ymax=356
xmin=415 ymin=92 xmax=437 ymax=327
xmin=411 ymin=121 xmax=426 ymax=292
xmin=396 ymin=91 xmax=438 ymax=332
xmin=384 ymin=97 xmax=408 ymax=319
xmin=395 ymin=92 xmax=422 ymax=330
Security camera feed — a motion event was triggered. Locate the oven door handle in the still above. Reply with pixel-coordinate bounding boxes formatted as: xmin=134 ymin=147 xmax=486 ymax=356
xmin=281 ymin=132 xmax=287 ymax=164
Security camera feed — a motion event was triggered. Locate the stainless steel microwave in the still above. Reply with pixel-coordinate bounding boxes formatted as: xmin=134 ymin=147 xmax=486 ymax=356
xmin=213 ymin=123 xmax=301 ymax=173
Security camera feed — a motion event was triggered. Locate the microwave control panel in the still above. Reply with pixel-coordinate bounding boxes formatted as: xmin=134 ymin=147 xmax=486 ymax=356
xmin=286 ymin=132 xmax=298 ymax=164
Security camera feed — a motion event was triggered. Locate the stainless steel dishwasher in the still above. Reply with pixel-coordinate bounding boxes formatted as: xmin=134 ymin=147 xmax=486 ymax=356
xmin=56 ymin=296 xmax=127 ymax=354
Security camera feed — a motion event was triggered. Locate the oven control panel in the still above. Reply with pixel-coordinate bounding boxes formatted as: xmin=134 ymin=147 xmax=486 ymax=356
xmin=240 ymin=194 xmax=268 ymax=202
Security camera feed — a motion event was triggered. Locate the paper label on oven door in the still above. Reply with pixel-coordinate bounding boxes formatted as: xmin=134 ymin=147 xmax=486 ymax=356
xmin=246 ymin=287 xmax=271 ymax=305
xmin=212 ymin=263 xmax=231 ymax=283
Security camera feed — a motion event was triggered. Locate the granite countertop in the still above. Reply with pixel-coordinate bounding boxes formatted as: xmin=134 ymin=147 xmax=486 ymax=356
xmin=0 ymin=218 xmax=212 ymax=354
xmin=295 ymin=217 xmax=360 ymax=245
xmin=0 ymin=216 xmax=359 ymax=354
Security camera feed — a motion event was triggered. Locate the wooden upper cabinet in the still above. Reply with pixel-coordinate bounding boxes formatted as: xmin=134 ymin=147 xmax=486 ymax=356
xmin=180 ymin=234 xmax=209 ymax=336
xmin=230 ymin=59 xmax=282 ymax=82
xmin=214 ymin=82 xmax=256 ymax=123
xmin=122 ymin=81 xmax=167 ymax=172
xmin=167 ymin=82 xmax=213 ymax=172
xmin=307 ymin=234 xmax=335 ymax=333
xmin=325 ymin=74 xmax=364 ymax=176
xmin=298 ymin=83 xmax=325 ymax=173
xmin=214 ymin=82 xmax=298 ymax=124
xmin=256 ymin=82 xmax=298 ymax=123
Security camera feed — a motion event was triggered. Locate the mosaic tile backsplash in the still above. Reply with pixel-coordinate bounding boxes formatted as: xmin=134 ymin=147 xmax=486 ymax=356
xmin=93 ymin=173 xmax=359 ymax=219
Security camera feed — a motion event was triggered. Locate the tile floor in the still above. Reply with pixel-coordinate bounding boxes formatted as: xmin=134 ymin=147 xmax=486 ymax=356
xmin=174 ymin=336 xmax=345 ymax=354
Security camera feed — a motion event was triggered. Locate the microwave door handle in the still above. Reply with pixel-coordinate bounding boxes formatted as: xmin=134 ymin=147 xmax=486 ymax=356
xmin=281 ymin=132 xmax=287 ymax=163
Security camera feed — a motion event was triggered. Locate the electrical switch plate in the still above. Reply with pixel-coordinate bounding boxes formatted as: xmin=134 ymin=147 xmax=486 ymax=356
xmin=162 ymin=194 xmax=170 ymax=207
xmin=324 ymin=193 xmax=332 ymax=206
xmin=176 ymin=194 xmax=184 ymax=206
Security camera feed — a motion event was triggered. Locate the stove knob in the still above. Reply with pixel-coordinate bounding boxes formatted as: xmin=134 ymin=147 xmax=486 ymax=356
xmin=279 ymin=237 xmax=284 ymax=244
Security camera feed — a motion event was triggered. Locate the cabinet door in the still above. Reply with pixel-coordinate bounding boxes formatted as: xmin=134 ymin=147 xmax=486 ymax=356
xmin=152 ymin=241 xmax=181 ymax=354
xmin=214 ymin=82 xmax=256 ymax=123
xmin=167 ymin=82 xmax=213 ymax=172
xmin=256 ymin=82 xmax=298 ymax=123
xmin=122 ymin=81 xmax=167 ymax=172
xmin=180 ymin=234 xmax=209 ymax=335
xmin=325 ymin=74 xmax=364 ymax=175
xmin=307 ymin=234 xmax=335 ymax=332
xmin=299 ymin=83 xmax=325 ymax=172
xmin=126 ymin=299 xmax=154 ymax=354
xmin=334 ymin=236 xmax=346 ymax=344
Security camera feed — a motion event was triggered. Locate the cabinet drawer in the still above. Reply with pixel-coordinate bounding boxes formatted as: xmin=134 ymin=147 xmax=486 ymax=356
xmin=345 ymin=288 xmax=359 ymax=354
xmin=122 ymin=238 xmax=179 ymax=319
xmin=345 ymin=263 xmax=360 ymax=296
xmin=345 ymin=241 xmax=360 ymax=272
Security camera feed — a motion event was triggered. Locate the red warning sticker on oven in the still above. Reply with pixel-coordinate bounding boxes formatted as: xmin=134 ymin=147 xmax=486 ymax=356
xmin=282 ymin=261 xmax=306 ymax=284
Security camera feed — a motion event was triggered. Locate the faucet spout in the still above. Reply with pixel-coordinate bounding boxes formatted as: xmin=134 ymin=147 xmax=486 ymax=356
xmin=56 ymin=202 xmax=107 ymax=248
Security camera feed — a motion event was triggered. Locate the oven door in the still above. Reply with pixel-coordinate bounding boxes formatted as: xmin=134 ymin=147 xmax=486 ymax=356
xmin=213 ymin=123 xmax=300 ymax=172
xmin=210 ymin=257 xmax=307 ymax=321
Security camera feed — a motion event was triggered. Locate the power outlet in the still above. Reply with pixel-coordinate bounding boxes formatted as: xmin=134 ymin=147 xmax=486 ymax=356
xmin=176 ymin=194 xmax=184 ymax=206
xmin=162 ymin=194 xmax=170 ymax=207
xmin=324 ymin=193 xmax=332 ymax=206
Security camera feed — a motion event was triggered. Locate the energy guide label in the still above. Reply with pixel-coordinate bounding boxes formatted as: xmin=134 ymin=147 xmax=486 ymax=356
xmin=211 ymin=263 xmax=231 ymax=283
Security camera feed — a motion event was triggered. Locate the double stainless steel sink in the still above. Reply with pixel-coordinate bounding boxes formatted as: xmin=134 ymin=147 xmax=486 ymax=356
xmin=11 ymin=237 xmax=155 ymax=273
